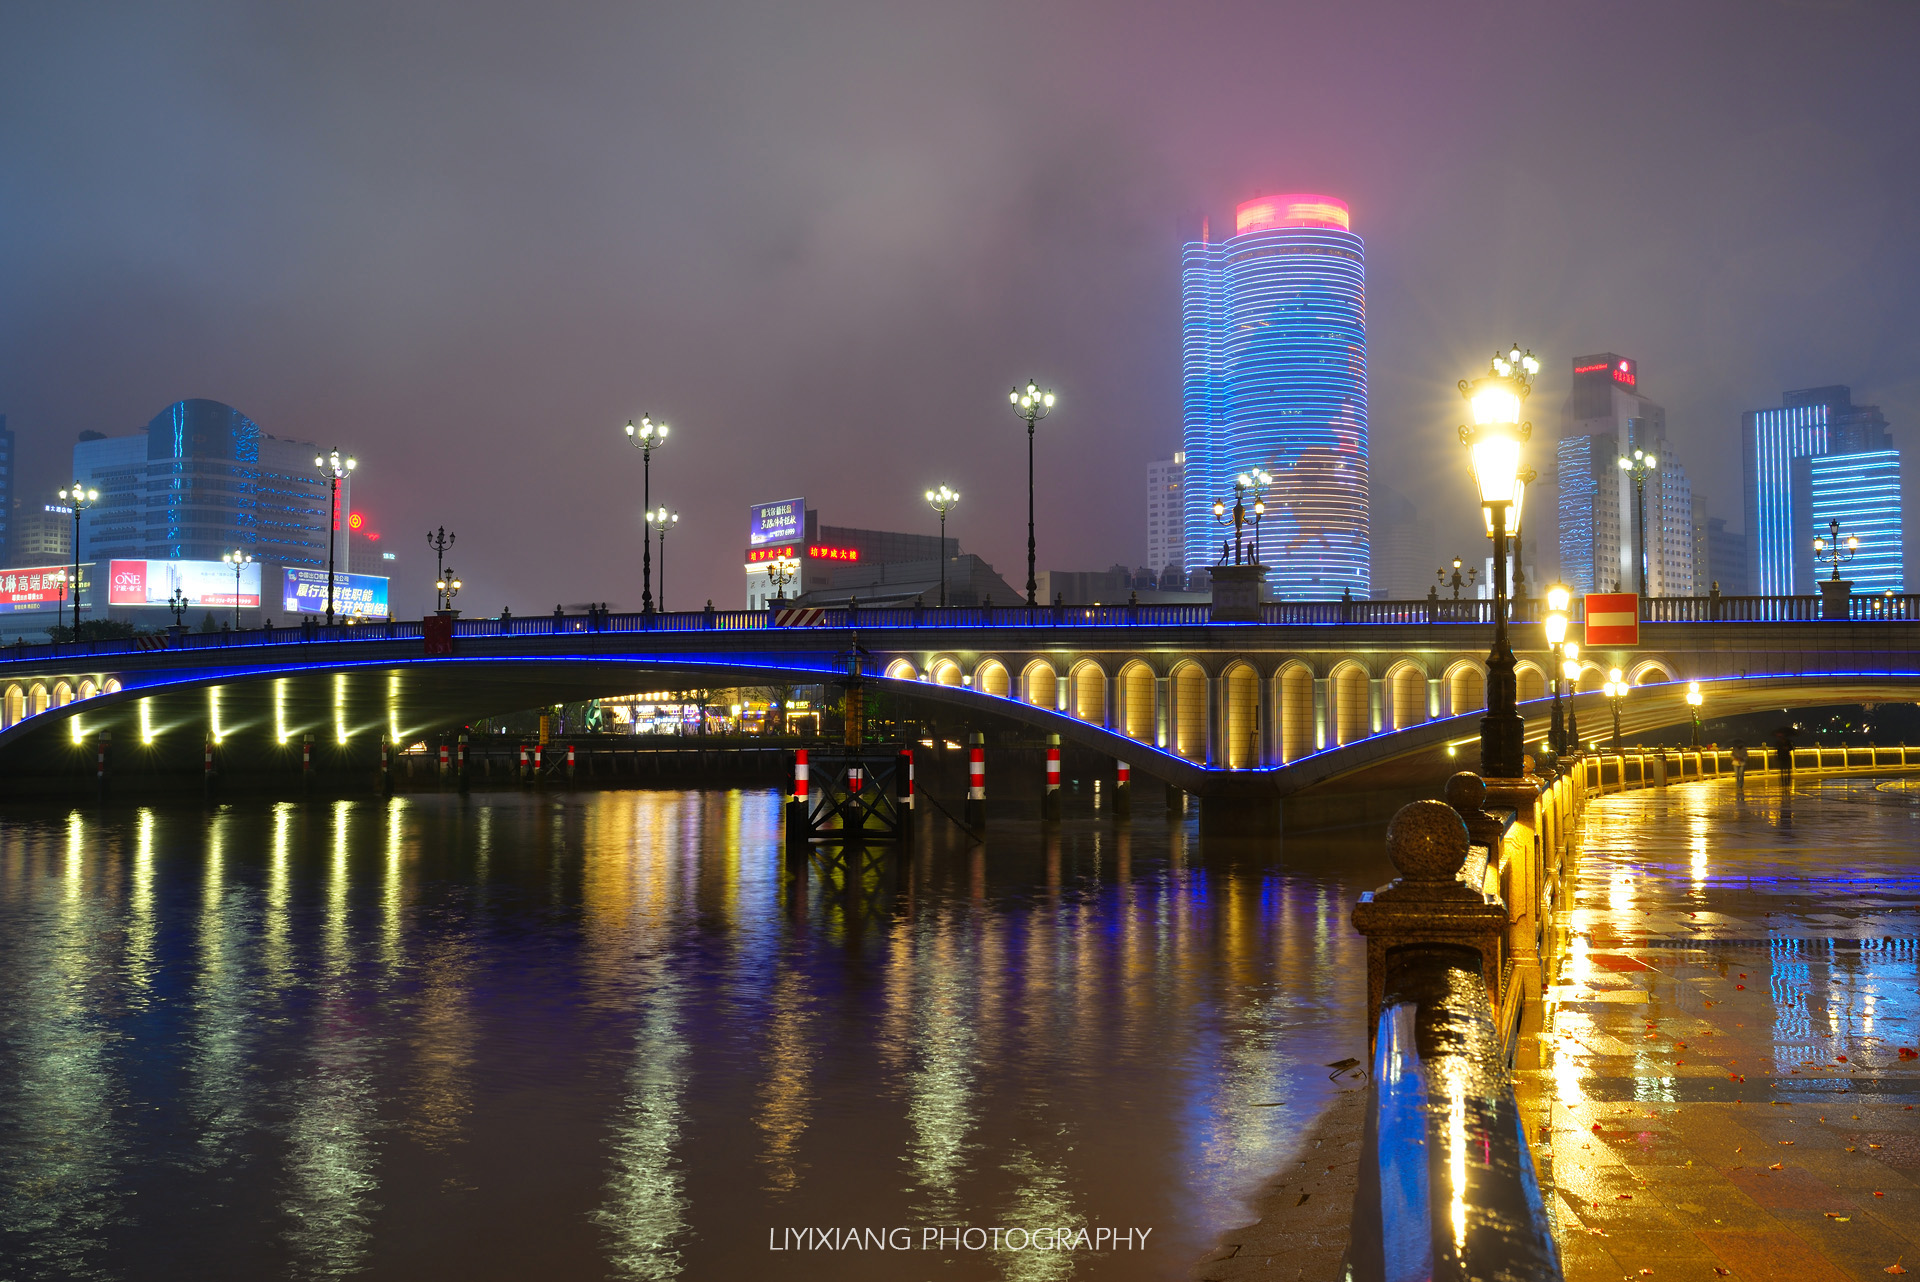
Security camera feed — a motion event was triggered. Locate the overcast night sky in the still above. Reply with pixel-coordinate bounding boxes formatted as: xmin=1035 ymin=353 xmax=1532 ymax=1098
xmin=3 ymin=0 xmax=1918 ymax=612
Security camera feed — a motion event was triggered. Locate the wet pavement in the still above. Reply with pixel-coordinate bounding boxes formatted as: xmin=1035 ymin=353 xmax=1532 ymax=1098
xmin=1519 ymin=774 xmax=1920 ymax=1281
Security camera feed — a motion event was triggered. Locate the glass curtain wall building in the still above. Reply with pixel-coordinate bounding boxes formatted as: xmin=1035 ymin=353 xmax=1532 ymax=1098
xmin=1742 ymin=386 xmax=1902 ymax=594
xmin=1555 ymin=355 xmax=1695 ymax=597
xmin=1181 ymin=194 xmax=1368 ymax=598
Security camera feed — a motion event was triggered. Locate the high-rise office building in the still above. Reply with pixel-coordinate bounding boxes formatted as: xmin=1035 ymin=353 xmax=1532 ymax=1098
xmin=1369 ymin=480 xmax=1436 ymax=599
xmin=1743 ymin=386 xmax=1902 ymax=594
xmin=1556 ymin=354 xmax=1696 ymax=596
xmin=1146 ymin=453 xmax=1185 ymax=585
xmin=1180 ymin=194 xmax=1368 ymax=598
xmin=1706 ymin=517 xmax=1749 ymax=594
xmin=0 ymin=417 xmax=13 ymax=566
xmin=11 ymin=502 xmax=72 ymax=563
xmin=74 ymin=399 xmax=335 ymax=570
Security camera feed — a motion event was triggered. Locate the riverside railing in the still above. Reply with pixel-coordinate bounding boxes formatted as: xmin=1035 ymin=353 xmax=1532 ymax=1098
xmin=6 ymin=590 xmax=1919 ymax=666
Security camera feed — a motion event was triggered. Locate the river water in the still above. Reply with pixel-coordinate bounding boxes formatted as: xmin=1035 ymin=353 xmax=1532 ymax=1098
xmin=0 ymin=789 xmax=1389 ymax=1280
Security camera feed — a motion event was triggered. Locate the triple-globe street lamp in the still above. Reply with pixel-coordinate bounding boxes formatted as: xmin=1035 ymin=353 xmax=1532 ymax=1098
xmin=1813 ymin=519 xmax=1859 ymax=581
xmin=222 ymin=550 xmax=252 ymax=631
xmin=427 ymin=527 xmax=455 ymax=612
xmin=436 ymin=568 xmax=463 ymax=614
xmin=313 ymin=449 xmax=357 ymax=625
xmin=1211 ymin=472 xmax=1269 ymax=566
xmin=56 ymin=481 xmax=99 ymax=634
xmin=1009 ymin=380 xmax=1057 ymax=606
xmin=623 ymin=416 xmax=670 ymax=614
xmin=1617 ymin=447 xmax=1658 ymax=600
xmin=1543 ymin=583 xmax=1572 ymax=762
xmin=647 ymin=506 xmax=679 ymax=612
xmin=924 ymin=485 xmax=960 ymax=607
xmin=1457 ymin=345 xmax=1539 ymax=778
xmin=1603 ymin=668 xmax=1629 ymax=753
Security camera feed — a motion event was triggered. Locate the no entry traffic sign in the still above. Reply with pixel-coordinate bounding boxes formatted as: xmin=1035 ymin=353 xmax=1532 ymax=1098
xmin=1584 ymin=592 xmax=1639 ymax=646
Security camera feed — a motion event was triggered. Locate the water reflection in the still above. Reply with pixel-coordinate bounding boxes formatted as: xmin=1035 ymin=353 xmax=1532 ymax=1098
xmin=0 ymin=791 xmax=1385 ymax=1281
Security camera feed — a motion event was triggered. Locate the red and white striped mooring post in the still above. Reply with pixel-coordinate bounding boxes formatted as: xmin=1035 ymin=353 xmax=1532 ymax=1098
xmin=785 ymin=748 xmax=810 ymax=851
xmin=965 ymin=733 xmax=987 ymax=830
xmin=302 ymin=733 xmax=314 ymax=792
xmin=1114 ymin=759 xmax=1132 ymax=818
xmin=438 ymin=741 xmax=450 ymax=779
xmin=566 ymin=742 xmax=577 ymax=783
xmin=1042 ymin=733 xmax=1062 ymax=821
xmin=96 ymin=733 xmax=110 ymax=791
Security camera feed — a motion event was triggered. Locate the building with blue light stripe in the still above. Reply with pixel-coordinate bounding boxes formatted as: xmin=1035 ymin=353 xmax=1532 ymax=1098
xmin=1180 ymin=195 xmax=1367 ymax=599
xmin=1743 ymin=386 xmax=1901 ymax=595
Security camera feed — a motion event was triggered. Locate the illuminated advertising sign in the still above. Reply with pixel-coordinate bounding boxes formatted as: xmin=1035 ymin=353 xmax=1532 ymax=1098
xmin=0 ymin=565 xmax=69 ymax=613
xmin=807 ymin=544 xmax=858 ymax=562
xmin=282 ymin=568 xmax=390 ymax=618
xmin=747 ymin=546 xmax=796 ymax=564
xmin=109 ymin=559 xmax=262 ymax=608
xmin=1612 ymin=358 xmax=1636 ymax=386
xmin=749 ymin=498 xmax=804 ymax=547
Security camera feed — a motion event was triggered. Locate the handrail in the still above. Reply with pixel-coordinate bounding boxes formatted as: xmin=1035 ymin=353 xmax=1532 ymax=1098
xmin=1349 ymin=945 xmax=1562 ymax=1282
xmin=4 ymin=590 xmax=1918 ymax=666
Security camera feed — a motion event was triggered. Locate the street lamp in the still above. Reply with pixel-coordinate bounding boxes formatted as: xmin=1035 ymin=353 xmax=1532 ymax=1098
xmin=1544 ymin=582 xmax=1571 ymax=760
xmin=1603 ymin=667 xmax=1629 ymax=753
xmin=1009 ymin=380 xmax=1057 ymax=605
xmin=623 ymin=415 xmax=670 ymax=614
xmin=1243 ymin=468 xmax=1274 ymax=565
xmin=313 ymin=448 xmax=357 ymax=625
xmin=1616 ymin=447 xmax=1658 ymax=600
xmin=222 ymin=550 xmax=252 ymax=631
xmin=1812 ymin=519 xmax=1859 ymax=581
xmin=56 ymin=481 xmax=99 ymax=634
xmin=647 ymin=506 xmax=679 ymax=612
xmin=1686 ymin=680 xmax=1704 ymax=748
xmin=1457 ymin=344 xmax=1538 ymax=778
xmin=427 ymin=527 xmax=455 ymax=611
xmin=1211 ymin=473 xmax=1268 ymax=566
xmin=435 ymin=568 xmax=463 ymax=613
xmin=924 ymin=485 xmax=960 ymax=607
xmin=766 ymin=558 xmax=795 ymax=603
xmin=1561 ymin=640 xmax=1582 ymax=752
xmin=167 ymin=587 xmax=190 ymax=629
xmin=1485 ymin=465 xmax=1537 ymax=601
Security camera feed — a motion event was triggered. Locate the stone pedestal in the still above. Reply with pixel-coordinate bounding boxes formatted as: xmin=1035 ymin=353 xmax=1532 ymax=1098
xmin=1819 ymin=578 xmax=1853 ymax=620
xmin=1208 ymin=564 xmax=1265 ymax=622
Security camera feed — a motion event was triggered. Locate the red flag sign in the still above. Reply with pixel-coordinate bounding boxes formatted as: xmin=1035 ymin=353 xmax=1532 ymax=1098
xmin=1584 ymin=593 xmax=1639 ymax=646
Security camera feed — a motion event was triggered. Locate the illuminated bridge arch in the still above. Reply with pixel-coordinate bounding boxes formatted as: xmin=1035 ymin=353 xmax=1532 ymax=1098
xmin=1329 ymin=661 xmax=1370 ymax=747
xmin=1222 ymin=660 xmax=1260 ymax=769
xmin=1631 ymin=660 xmax=1676 ymax=686
xmin=974 ymin=659 xmax=1010 ymax=699
xmin=885 ymin=659 xmax=917 ymax=681
xmin=1385 ymin=659 xmax=1428 ymax=731
xmin=1067 ymin=659 xmax=1106 ymax=724
xmin=929 ymin=657 xmax=964 ymax=687
xmin=1020 ymin=659 xmax=1058 ymax=710
xmin=1278 ymin=662 xmax=1315 ymax=762
xmin=1170 ymin=661 xmax=1208 ymax=761
xmin=1515 ymin=661 xmax=1546 ymax=704
xmin=1117 ymin=660 xmax=1156 ymax=742
xmin=1445 ymin=660 xmax=1485 ymax=717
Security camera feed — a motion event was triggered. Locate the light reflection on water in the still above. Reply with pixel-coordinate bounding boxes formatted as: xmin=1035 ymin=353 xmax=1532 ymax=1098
xmin=0 ymin=789 xmax=1386 ymax=1280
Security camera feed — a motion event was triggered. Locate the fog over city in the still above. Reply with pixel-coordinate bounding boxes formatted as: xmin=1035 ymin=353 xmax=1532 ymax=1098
xmin=3 ymin=0 xmax=1916 ymax=611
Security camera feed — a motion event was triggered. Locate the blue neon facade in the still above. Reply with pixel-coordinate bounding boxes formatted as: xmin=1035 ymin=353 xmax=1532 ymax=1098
xmin=1181 ymin=196 xmax=1367 ymax=598
xmin=1801 ymin=450 xmax=1902 ymax=593
xmin=1741 ymin=401 xmax=1827 ymax=595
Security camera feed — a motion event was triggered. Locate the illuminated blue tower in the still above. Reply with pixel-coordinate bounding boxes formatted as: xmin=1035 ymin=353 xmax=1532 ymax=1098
xmin=1743 ymin=386 xmax=1902 ymax=595
xmin=1181 ymin=194 xmax=1368 ymax=599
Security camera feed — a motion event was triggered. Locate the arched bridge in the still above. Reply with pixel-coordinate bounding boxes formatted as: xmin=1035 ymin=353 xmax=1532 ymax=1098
xmin=3 ymin=598 xmax=1916 ymax=797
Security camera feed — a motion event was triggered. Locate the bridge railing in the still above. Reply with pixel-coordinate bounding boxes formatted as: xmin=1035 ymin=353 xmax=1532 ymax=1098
xmin=6 ymin=591 xmax=1920 ymax=666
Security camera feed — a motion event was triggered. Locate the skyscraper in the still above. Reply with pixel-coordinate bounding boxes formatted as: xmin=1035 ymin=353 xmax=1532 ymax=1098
xmin=1146 ymin=453 xmax=1185 ymax=586
xmin=1181 ymin=194 xmax=1368 ymax=598
xmin=74 ymin=399 xmax=334 ymax=569
xmin=0 ymin=416 xmax=13 ymax=566
xmin=1555 ymin=354 xmax=1696 ymax=596
xmin=1743 ymin=386 xmax=1902 ymax=594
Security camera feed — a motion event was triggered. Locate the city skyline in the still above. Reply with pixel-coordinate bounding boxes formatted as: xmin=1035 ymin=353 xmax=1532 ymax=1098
xmin=1 ymin=2 xmax=1917 ymax=612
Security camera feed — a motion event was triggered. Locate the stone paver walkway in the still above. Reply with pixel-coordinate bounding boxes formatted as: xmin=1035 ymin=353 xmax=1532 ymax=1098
xmin=1518 ymin=774 xmax=1920 ymax=1281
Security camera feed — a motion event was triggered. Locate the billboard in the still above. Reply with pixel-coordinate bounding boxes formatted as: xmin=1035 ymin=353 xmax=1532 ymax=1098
xmin=1584 ymin=592 xmax=1639 ymax=646
xmin=0 ymin=565 xmax=70 ymax=613
xmin=110 ymin=559 xmax=262 ymax=608
xmin=282 ymin=568 xmax=390 ymax=618
xmin=749 ymin=497 xmax=805 ymax=547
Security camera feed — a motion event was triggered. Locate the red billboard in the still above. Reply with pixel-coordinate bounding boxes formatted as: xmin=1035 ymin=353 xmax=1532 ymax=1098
xmin=0 ymin=565 xmax=69 ymax=613
xmin=1584 ymin=593 xmax=1639 ymax=646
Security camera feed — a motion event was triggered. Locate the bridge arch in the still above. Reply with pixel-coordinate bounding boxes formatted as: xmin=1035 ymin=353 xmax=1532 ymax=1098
xmin=1631 ymin=660 xmax=1675 ymax=686
xmin=1117 ymin=660 xmax=1155 ymax=742
xmin=1330 ymin=660 xmax=1370 ymax=747
xmin=3 ymin=684 xmax=21 ymax=728
xmin=885 ymin=659 xmax=917 ymax=681
xmin=975 ymin=659 xmax=1010 ymax=698
xmin=29 ymin=683 xmax=49 ymax=717
xmin=1445 ymin=660 xmax=1485 ymax=716
xmin=1171 ymin=661 xmax=1208 ymax=761
xmin=930 ymin=657 xmax=964 ymax=687
xmin=78 ymin=678 xmax=98 ymax=700
xmin=1574 ymin=664 xmax=1605 ymax=694
xmin=1221 ymin=660 xmax=1260 ymax=769
xmin=52 ymin=680 xmax=73 ymax=707
xmin=1385 ymin=659 xmax=1428 ymax=730
xmin=103 ymin=678 xmax=123 ymax=695
xmin=1068 ymin=659 xmax=1106 ymax=724
xmin=1278 ymin=662 xmax=1315 ymax=762
xmin=1021 ymin=659 xmax=1058 ymax=710
xmin=1515 ymin=661 xmax=1546 ymax=703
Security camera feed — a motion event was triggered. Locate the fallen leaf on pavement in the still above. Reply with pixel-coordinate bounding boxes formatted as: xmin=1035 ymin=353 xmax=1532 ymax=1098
xmin=1770 ymin=1163 xmax=1784 ymax=1170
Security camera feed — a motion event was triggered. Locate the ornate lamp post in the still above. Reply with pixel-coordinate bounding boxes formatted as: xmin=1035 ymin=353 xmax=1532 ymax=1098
xmin=1604 ymin=667 xmax=1629 ymax=753
xmin=56 ymin=481 xmax=99 ymax=633
xmin=435 ymin=568 xmax=463 ymax=614
xmin=1458 ymin=345 xmax=1538 ymax=778
xmin=766 ymin=558 xmax=795 ymax=603
xmin=1243 ymin=467 xmax=1274 ymax=565
xmin=1616 ymin=447 xmax=1658 ymax=600
xmin=1211 ymin=473 xmax=1268 ymax=566
xmin=1812 ymin=519 xmax=1858 ymax=581
xmin=1686 ymin=680 xmax=1704 ymax=748
xmin=427 ymin=527 xmax=455 ymax=611
xmin=647 ymin=506 xmax=679 ymax=612
xmin=222 ymin=550 xmax=252 ymax=630
xmin=925 ymin=485 xmax=960 ymax=607
xmin=1544 ymin=582 xmax=1571 ymax=760
xmin=1561 ymin=641 xmax=1582 ymax=752
xmin=167 ymin=587 xmax=190 ymax=629
xmin=313 ymin=448 xmax=356 ymax=625
xmin=1008 ymin=380 xmax=1056 ymax=605
xmin=623 ymin=416 xmax=670 ymax=614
